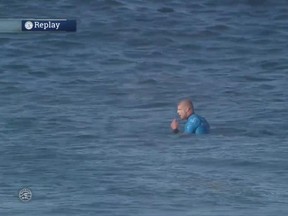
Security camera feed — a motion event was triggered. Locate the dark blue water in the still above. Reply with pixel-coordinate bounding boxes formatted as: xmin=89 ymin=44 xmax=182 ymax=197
xmin=1 ymin=0 xmax=288 ymax=215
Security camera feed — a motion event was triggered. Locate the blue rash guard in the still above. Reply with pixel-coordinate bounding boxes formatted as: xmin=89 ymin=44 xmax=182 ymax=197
xmin=184 ymin=114 xmax=210 ymax=134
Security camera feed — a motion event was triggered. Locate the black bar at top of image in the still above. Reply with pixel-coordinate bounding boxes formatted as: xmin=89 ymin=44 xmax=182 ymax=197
xmin=21 ymin=19 xmax=76 ymax=32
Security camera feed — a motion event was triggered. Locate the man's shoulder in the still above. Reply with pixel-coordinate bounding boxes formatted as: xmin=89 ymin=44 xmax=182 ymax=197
xmin=186 ymin=114 xmax=210 ymax=134
xmin=187 ymin=114 xmax=201 ymax=125
xmin=188 ymin=114 xmax=200 ymax=120
xmin=189 ymin=114 xmax=209 ymax=124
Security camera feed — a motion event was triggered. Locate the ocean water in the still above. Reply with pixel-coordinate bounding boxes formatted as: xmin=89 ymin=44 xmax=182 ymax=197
xmin=0 ymin=0 xmax=288 ymax=215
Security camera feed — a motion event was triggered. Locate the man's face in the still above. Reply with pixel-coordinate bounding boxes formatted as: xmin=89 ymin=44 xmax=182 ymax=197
xmin=177 ymin=104 xmax=188 ymax=120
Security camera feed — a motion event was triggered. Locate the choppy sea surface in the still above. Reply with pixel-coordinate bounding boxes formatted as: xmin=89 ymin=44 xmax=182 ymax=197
xmin=0 ymin=0 xmax=288 ymax=215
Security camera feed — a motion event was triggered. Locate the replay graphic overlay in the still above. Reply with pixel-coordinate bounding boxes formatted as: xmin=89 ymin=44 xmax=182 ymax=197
xmin=22 ymin=19 xmax=76 ymax=32
xmin=0 ymin=19 xmax=76 ymax=33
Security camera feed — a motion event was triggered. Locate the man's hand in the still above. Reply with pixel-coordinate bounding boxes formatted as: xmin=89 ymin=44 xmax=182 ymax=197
xmin=170 ymin=119 xmax=179 ymax=133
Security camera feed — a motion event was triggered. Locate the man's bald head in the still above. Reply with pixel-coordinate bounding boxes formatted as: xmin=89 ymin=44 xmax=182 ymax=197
xmin=178 ymin=99 xmax=194 ymax=110
xmin=177 ymin=99 xmax=194 ymax=120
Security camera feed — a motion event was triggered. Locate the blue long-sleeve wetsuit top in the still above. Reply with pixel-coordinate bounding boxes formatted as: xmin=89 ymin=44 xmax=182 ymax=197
xmin=184 ymin=114 xmax=210 ymax=134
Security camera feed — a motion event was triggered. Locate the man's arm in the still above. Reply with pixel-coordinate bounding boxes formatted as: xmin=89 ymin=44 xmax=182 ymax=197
xmin=172 ymin=128 xmax=179 ymax=133
xmin=170 ymin=119 xmax=180 ymax=133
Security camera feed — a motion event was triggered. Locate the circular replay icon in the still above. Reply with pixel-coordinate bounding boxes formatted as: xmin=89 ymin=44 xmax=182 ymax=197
xmin=19 ymin=188 xmax=32 ymax=202
xmin=24 ymin=21 xmax=33 ymax=30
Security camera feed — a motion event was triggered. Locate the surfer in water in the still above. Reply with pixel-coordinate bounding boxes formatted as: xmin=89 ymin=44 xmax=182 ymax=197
xmin=171 ymin=99 xmax=210 ymax=134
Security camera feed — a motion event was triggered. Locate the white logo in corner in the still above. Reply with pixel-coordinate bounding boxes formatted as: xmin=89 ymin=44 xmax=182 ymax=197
xmin=19 ymin=188 xmax=32 ymax=202
xmin=24 ymin=21 xmax=34 ymax=30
